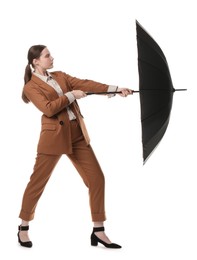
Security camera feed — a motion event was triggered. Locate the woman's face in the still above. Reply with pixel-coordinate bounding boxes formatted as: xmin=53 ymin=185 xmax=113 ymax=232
xmin=33 ymin=47 xmax=54 ymax=72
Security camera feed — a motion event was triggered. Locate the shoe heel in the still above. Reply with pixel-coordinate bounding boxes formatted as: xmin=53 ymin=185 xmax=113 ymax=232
xmin=91 ymin=235 xmax=98 ymax=246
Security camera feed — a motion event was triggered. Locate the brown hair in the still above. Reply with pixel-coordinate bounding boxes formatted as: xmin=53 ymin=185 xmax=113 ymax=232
xmin=22 ymin=45 xmax=46 ymax=103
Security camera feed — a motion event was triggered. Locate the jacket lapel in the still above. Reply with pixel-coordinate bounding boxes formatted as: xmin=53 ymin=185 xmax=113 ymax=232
xmin=50 ymin=72 xmax=68 ymax=93
xmin=31 ymin=72 xmax=69 ymax=96
xmin=31 ymin=74 xmax=59 ymax=99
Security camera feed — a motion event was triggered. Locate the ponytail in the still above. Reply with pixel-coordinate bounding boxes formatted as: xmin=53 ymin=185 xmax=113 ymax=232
xmin=22 ymin=63 xmax=32 ymax=103
xmin=24 ymin=63 xmax=32 ymax=84
xmin=22 ymin=45 xmax=46 ymax=104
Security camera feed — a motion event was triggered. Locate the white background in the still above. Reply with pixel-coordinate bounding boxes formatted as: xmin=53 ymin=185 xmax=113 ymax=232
xmin=0 ymin=0 xmax=196 ymax=259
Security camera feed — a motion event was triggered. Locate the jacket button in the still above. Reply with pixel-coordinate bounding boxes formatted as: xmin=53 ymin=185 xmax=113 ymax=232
xmin=59 ymin=121 xmax=64 ymax=125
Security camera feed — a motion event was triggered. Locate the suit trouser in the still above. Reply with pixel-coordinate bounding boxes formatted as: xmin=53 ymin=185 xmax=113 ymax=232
xmin=19 ymin=120 xmax=106 ymax=222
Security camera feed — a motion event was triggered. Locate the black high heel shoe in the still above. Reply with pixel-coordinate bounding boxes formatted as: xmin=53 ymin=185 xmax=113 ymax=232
xmin=91 ymin=227 xmax=121 ymax=249
xmin=17 ymin=225 xmax=33 ymax=248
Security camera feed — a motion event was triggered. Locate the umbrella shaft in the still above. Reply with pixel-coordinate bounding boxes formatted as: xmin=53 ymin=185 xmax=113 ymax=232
xmin=86 ymin=91 xmax=139 ymax=95
xmin=86 ymin=89 xmax=186 ymax=95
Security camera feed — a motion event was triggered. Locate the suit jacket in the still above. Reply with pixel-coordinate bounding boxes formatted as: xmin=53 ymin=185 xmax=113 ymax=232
xmin=23 ymin=71 xmax=109 ymax=155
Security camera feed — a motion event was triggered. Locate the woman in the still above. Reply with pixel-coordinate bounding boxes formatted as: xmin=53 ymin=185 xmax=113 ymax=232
xmin=18 ymin=45 xmax=132 ymax=249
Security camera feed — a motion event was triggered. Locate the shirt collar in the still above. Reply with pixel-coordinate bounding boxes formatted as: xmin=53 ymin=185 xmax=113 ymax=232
xmin=33 ymin=71 xmax=52 ymax=83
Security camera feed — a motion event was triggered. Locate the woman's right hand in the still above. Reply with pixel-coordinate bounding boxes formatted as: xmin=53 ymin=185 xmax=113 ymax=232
xmin=71 ymin=90 xmax=87 ymax=99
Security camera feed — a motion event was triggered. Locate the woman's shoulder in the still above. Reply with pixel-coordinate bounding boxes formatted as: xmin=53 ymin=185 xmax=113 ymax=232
xmin=50 ymin=70 xmax=64 ymax=77
xmin=23 ymin=74 xmax=42 ymax=92
xmin=24 ymin=76 xmax=38 ymax=89
xmin=50 ymin=71 xmax=72 ymax=79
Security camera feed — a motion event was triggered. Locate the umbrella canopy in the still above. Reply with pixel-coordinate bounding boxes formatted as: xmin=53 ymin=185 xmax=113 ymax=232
xmin=87 ymin=21 xmax=186 ymax=164
xmin=136 ymin=20 xmax=186 ymax=163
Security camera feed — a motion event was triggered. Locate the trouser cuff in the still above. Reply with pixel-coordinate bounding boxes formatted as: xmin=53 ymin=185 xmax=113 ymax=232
xmin=92 ymin=213 xmax=106 ymax=222
xmin=19 ymin=210 xmax=35 ymax=221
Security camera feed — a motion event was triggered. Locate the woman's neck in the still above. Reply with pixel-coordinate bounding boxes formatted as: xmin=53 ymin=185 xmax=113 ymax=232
xmin=34 ymin=68 xmax=47 ymax=76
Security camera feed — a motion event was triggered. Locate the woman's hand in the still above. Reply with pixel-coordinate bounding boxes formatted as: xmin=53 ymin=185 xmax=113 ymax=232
xmin=71 ymin=90 xmax=87 ymax=99
xmin=117 ymin=88 xmax=133 ymax=97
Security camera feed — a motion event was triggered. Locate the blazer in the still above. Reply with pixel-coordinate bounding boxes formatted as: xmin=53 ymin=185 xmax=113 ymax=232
xmin=23 ymin=71 xmax=109 ymax=155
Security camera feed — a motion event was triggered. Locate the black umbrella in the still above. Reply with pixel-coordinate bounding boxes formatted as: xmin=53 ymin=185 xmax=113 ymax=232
xmin=87 ymin=21 xmax=186 ymax=164
xmin=136 ymin=20 xmax=186 ymax=163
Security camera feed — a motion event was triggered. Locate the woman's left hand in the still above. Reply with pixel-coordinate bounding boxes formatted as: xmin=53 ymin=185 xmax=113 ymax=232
xmin=117 ymin=88 xmax=133 ymax=97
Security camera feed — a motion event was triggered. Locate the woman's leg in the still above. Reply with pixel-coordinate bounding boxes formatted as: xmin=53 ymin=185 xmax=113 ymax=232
xmin=18 ymin=153 xmax=61 ymax=242
xmin=67 ymin=122 xmax=106 ymax=222
xmin=67 ymin=121 xmax=112 ymax=243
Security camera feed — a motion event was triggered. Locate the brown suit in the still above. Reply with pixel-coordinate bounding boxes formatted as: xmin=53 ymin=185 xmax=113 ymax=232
xmin=23 ymin=71 xmax=108 ymax=154
xmin=19 ymin=71 xmax=109 ymax=222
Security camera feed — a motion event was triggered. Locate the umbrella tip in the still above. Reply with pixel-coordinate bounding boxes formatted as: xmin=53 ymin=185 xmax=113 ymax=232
xmin=136 ymin=20 xmax=140 ymax=26
xmin=174 ymin=88 xmax=187 ymax=92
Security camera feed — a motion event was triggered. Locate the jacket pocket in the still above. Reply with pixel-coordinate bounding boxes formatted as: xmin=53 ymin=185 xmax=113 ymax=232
xmin=41 ymin=124 xmax=56 ymax=131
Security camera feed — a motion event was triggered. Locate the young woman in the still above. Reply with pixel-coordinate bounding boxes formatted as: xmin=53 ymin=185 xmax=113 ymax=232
xmin=18 ymin=45 xmax=132 ymax=249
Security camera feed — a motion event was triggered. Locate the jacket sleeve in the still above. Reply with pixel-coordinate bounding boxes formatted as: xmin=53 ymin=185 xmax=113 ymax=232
xmin=24 ymin=84 xmax=70 ymax=117
xmin=62 ymin=72 xmax=109 ymax=93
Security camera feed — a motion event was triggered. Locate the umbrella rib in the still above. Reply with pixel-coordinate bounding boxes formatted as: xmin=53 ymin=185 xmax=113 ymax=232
xmin=141 ymin=100 xmax=172 ymax=122
xmin=137 ymin=36 xmax=168 ymax=67
xmin=143 ymin=116 xmax=170 ymax=164
xmin=138 ymin=58 xmax=173 ymax=81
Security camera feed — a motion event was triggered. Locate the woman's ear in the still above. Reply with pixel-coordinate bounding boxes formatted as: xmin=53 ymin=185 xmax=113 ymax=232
xmin=33 ymin=58 xmax=39 ymax=66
